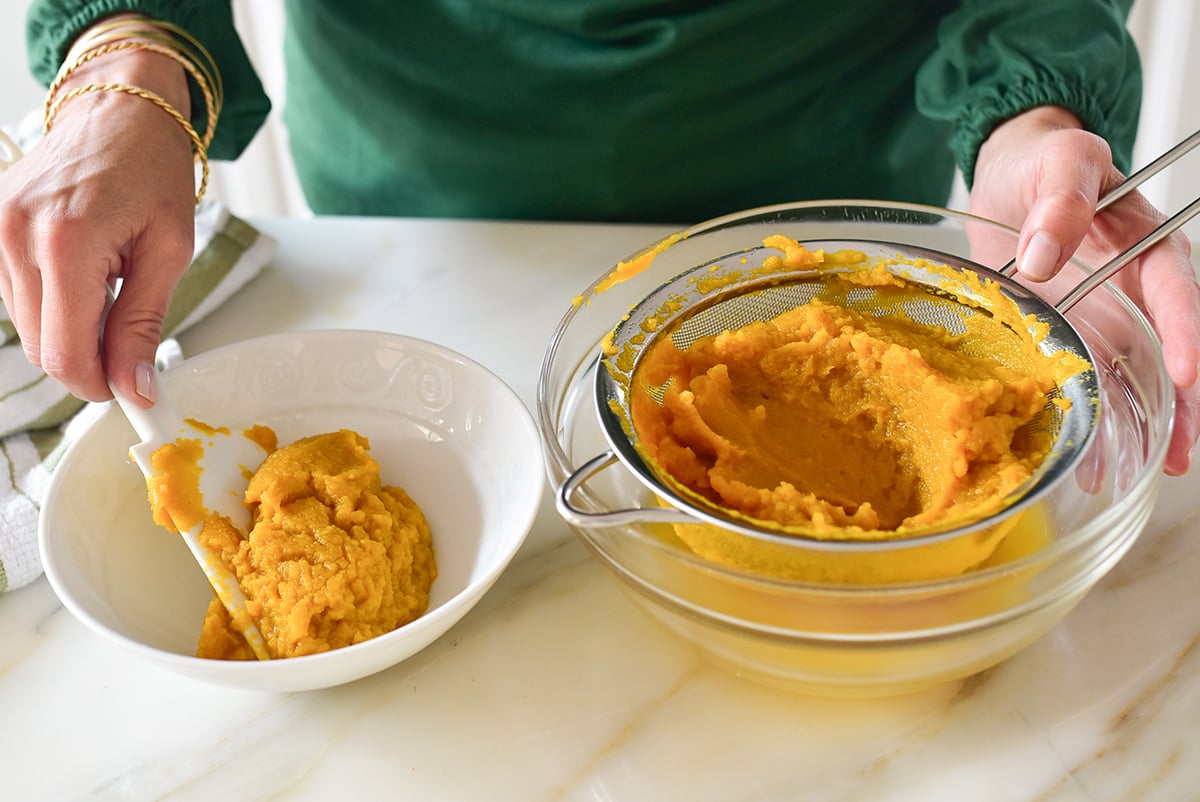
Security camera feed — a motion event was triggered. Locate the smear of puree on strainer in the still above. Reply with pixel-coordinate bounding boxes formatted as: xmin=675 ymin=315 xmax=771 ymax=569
xmin=147 ymin=425 xmax=436 ymax=660
xmin=627 ymin=236 xmax=1090 ymax=582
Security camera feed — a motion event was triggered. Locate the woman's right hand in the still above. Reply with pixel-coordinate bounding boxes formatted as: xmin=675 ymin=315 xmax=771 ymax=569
xmin=0 ymin=42 xmax=197 ymax=406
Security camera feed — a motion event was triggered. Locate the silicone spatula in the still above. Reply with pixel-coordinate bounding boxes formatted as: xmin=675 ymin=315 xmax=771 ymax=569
xmin=104 ymin=285 xmax=271 ymax=660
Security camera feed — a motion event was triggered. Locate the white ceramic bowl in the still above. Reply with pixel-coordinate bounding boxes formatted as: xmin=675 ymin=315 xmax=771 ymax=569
xmin=41 ymin=330 xmax=544 ymax=692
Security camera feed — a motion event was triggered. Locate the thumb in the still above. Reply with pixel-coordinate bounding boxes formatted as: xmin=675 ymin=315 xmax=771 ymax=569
xmin=103 ymin=231 xmax=193 ymax=407
xmin=1014 ymin=133 xmax=1111 ymax=282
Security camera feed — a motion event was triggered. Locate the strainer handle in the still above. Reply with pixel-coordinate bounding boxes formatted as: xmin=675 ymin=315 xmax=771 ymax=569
xmin=1054 ymin=194 xmax=1200 ymax=312
xmin=557 ymin=451 xmax=697 ymax=528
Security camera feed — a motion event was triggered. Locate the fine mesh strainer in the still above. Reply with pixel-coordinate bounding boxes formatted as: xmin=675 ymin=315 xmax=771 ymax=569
xmin=557 ymin=131 xmax=1200 ymax=549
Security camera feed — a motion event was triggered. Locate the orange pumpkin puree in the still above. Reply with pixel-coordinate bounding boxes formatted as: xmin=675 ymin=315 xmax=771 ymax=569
xmin=575 ymin=231 xmax=685 ymax=307
xmin=147 ymin=427 xmax=436 ymax=660
xmin=628 ymin=237 xmax=1087 ymax=580
xmin=147 ymin=436 xmax=208 ymax=533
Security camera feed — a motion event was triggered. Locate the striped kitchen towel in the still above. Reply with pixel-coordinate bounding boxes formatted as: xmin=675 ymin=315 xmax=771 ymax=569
xmin=0 ymin=112 xmax=277 ymax=592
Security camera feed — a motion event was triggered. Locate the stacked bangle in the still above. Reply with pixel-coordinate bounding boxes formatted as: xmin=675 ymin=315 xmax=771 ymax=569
xmin=42 ymin=16 xmax=223 ymax=206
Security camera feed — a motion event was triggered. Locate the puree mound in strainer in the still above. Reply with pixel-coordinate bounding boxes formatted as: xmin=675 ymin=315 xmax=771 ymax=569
xmin=628 ymin=238 xmax=1089 ymax=545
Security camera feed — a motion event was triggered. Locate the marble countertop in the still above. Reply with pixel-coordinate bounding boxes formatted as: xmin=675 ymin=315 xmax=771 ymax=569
xmin=3 ymin=215 xmax=1199 ymax=802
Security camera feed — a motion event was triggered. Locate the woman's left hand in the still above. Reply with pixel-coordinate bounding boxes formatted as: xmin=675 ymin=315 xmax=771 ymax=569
xmin=970 ymin=105 xmax=1200 ymax=476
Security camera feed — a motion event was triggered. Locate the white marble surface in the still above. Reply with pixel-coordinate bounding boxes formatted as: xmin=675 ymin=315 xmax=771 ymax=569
xmin=4 ymin=216 xmax=1200 ymax=802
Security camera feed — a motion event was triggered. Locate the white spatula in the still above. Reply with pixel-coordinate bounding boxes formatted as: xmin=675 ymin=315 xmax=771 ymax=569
xmin=104 ymin=285 xmax=271 ymax=660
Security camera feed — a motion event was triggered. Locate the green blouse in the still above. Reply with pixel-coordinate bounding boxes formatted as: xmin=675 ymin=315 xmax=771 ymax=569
xmin=26 ymin=0 xmax=1141 ymax=223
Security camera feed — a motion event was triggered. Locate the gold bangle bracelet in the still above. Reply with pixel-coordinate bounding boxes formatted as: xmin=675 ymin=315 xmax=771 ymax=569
xmin=134 ymin=19 xmax=224 ymax=106
xmin=73 ymin=17 xmax=225 ymax=109
xmin=47 ymin=39 xmax=219 ymax=148
xmin=71 ymin=26 xmax=224 ymax=114
xmin=43 ymin=82 xmax=209 ymax=206
xmin=52 ymin=16 xmax=224 ymax=149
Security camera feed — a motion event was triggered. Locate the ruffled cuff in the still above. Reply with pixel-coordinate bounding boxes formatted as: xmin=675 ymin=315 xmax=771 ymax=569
xmin=915 ymin=0 xmax=1141 ymax=186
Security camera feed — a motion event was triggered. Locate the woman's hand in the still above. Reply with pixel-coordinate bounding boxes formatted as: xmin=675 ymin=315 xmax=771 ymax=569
xmin=970 ymin=106 xmax=1200 ymax=475
xmin=0 ymin=44 xmax=196 ymax=406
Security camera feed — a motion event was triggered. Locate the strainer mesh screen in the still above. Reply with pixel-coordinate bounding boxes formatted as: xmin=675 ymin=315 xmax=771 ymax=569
xmin=596 ymin=239 xmax=1099 ymax=537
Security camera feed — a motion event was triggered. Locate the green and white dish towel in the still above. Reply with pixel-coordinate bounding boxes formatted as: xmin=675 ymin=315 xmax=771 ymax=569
xmin=0 ymin=112 xmax=277 ymax=592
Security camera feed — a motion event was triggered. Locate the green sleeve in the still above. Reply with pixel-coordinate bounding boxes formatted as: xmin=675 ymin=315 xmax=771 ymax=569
xmin=25 ymin=0 xmax=271 ymax=160
xmin=914 ymin=0 xmax=1141 ymax=185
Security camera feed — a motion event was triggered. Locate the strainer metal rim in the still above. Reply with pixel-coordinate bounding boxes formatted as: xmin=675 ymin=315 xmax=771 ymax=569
xmin=578 ymin=237 xmax=1102 ymax=552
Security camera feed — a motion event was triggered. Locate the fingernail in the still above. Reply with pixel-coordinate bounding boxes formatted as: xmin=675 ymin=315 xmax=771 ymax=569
xmin=135 ymin=360 xmax=157 ymax=403
xmin=1020 ymin=231 xmax=1061 ymax=281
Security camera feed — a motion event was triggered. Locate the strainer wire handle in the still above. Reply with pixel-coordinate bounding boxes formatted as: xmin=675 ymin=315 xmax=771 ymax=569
xmin=1095 ymin=129 xmax=1200 ymax=212
xmin=557 ymin=450 xmax=698 ymax=528
xmin=1055 ymin=194 xmax=1200 ymax=312
xmin=997 ymin=128 xmax=1200 ymax=312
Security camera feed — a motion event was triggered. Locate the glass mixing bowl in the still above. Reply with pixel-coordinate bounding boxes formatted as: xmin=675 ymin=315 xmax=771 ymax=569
xmin=537 ymin=200 xmax=1173 ymax=697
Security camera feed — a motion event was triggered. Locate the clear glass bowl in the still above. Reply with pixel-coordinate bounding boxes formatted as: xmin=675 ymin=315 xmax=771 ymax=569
xmin=537 ymin=200 xmax=1173 ymax=697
